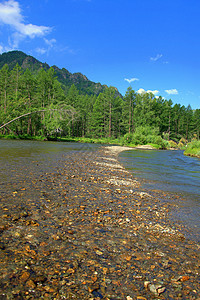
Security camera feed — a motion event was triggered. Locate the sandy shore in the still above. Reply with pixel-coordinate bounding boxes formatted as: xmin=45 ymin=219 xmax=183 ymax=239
xmin=0 ymin=145 xmax=199 ymax=299
xmin=104 ymin=145 xmax=155 ymax=155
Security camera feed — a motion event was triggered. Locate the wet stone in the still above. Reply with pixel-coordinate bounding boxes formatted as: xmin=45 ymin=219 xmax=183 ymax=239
xmin=0 ymin=146 xmax=199 ymax=299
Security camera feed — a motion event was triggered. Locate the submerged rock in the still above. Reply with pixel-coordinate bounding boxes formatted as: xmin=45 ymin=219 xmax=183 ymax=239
xmin=0 ymin=146 xmax=199 ymax=299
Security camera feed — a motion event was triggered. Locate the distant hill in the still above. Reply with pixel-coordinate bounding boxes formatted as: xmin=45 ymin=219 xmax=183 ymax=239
xmin=0 ymin=51 xmax=122 ymax=97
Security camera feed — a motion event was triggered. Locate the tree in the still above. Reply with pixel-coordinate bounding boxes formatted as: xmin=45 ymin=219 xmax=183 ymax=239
xmin=193 ymin=109 xmax=200 ymax=139
xmin=66 ymin=84 xmax=80 ymax=136
xmin=171 ymin=103 xmax=182 ymax=139
xmin=0 ymin=64 xmax=10 ymax=134
xmin=21 ymin=69 xmax=37 ymax=134
xmin=122 ymin=87 xmax=136 ymax=134
xmin=159 ymin=99 xmax=173 ymax=139
xmin=10 ymin=63 xmax=22 ymax=101
xmin=105 ymin=87 xmax=116 ymax=137
xmin=185 ymin=105 xmax=193 ymax=140
xmin=90 ymin=93 xmax=105 ymax=137
xmin=0 ymin=64 xmax=10 ymax=115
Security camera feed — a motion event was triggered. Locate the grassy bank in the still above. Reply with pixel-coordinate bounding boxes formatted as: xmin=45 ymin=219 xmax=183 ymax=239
xmin=0 ymin=133 xmax=46 ymax=140
xmin=0 ymin=125 xmax=172 ymax=149
xmin=54 ymin=136 xmax=164 ymax=150
xmin=0 ymin=133 xmax=184 ymax=151
xmin=60 ymin=136 xmax=125 ymax=145
xmin=184 ymin=140 xmax=200 ymax=158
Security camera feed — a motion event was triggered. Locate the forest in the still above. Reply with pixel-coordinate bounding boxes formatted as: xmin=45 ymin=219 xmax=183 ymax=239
xmin=0 ymin=63 xmax=200 ymax=149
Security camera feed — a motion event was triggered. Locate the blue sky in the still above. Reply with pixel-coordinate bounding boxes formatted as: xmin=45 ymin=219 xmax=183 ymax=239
xmin=0 ymin=0 xmax=199 ymax=109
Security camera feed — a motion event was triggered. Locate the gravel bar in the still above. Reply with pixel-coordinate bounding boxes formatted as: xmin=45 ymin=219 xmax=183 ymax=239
xmin=0 ymin=145 xmax=199 ymax=300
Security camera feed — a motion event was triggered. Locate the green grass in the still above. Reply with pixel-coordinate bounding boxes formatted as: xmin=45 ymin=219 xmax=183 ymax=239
xmin=63 ymin=136 xmax=124 ymax=145
xmin=149 ymin=143 xmax=162 ymax=149
xmin=0 ymin=134 xmax=46 ymax=140
xmin=0 ymin=133 xmax=164 ymax=150
xmin=184 ymin=140 xmax=200 ymax=158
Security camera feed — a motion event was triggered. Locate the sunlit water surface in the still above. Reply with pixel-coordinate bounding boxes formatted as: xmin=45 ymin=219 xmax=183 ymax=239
xmin=0 ymin=139 xmax=100 ymax=195
xmin=0 ymin=140 xmax=199 ymax=242
xmin=119 ymin=149 xmax=200 ymax=242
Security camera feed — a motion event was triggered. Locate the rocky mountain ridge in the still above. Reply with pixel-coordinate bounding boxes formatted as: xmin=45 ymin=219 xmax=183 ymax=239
xmin=0 ymin=50 xmax=121 ymax=97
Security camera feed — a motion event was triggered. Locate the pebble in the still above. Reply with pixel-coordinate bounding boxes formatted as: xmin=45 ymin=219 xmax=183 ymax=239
xmin=0 ymin=146 xmax=199 ymax=299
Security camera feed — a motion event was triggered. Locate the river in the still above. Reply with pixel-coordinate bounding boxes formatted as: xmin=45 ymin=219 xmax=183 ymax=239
xmin=119 ymin=149 xmax=200 ymax=242
xmin=0 ymin=139 xmax=100 ymax=205
xmin=0 ymin=140 xmax=199 ymax=242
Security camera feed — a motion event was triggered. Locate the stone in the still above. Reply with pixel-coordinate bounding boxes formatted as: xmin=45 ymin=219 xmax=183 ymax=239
xmin=26 ymin=280 xmax=36 ymax=289
xmin=144 ymin=281 xmax=150 ymax=288
xmin=19 ymin=271 xmax=30 ymax=283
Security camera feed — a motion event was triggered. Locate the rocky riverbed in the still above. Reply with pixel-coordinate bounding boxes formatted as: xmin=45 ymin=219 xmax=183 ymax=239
xmin=0 ymin=145 xmax=199 ymax=299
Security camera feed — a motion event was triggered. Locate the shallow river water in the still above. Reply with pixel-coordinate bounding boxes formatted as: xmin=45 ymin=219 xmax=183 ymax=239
xmin=0 ymin=140 xmax=199 ymax=242
xmin=119 ymin=149 xmax=200 ymax=242
xmin=1 ymin=140 xmax=200 ymax=299
xmin=0 ymin=139 xmax=100 ymax=205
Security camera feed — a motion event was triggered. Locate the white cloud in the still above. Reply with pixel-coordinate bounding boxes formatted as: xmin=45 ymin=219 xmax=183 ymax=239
xmin=137 ymin=88 xmax=159 ymax=95
xmin=35 ymin=47 xmax=47 ymax=55
xmin=147 ymin=89 xmax=159 ymax=95
xmin=124 ymin=77 xmax=139 ymax=84
xmin=137 ymin=88 xmax=146 ymax=94
xmin=165 ymin=89 xmax=178 ymax=95
xmin=0 ymin=43 xmax=14 ymax=53
xmin=34 ymin=38 xmax=57 ymax=55
xmin=150 ymin=54 xmax=163 ymax=62
xmin=44 ymin=38 xmax=56 ymax=47
xmin=0 ymin=0 xmax=51 ymax=48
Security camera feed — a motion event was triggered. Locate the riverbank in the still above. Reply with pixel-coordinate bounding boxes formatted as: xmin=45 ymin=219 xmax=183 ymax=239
xmin=184 ymin=140 xmax=200 ymax=158
xmin=0 ymin=145 xmax=199 ymax=299
xmin=0 ymin=134 xmax=165 ymax=150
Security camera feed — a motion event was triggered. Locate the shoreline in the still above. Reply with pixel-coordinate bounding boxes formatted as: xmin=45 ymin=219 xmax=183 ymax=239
xmin=114 ymin=145 xmax=200 ymax=243
xmin=3 ymin=134 xmax=200 ymax=158
xmin=0 ymin=145 xmax=199 ymax=299
xmin=104 ymin=145 xmax=156 ymax=154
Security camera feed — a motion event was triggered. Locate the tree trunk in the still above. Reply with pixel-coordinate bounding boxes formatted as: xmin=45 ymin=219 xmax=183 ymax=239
xmin=109 ymin=100 xmax=112 ymax=138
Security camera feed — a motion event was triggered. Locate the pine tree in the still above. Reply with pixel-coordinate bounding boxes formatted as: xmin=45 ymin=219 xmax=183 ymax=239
xmin=193 ymin=109 xmax=200 ymax=139
xmin=122 ymin=87 xmax=136 ymax=133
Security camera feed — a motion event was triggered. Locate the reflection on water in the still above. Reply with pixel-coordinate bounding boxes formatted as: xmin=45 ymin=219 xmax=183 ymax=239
xmin=119 ymin=149 xmax=200 ymax=241
xmin=0 ymin=139 xmax=99 ymax=161
xmin=1 ymin=140 xmax=199 ymax=241
xmin=0 ymin=139 xmax=100 ymax=192
xmin=119 ymin=149 xmax=200 ymax=198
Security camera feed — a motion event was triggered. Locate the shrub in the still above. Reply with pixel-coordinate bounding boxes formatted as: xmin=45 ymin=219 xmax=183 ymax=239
xmin=168 ymin=140 xmax=178 ymax=148
xmin=184 ymin=140 xmax=200 ymax=157
xmin=179 ymin=137 xmax=187 ymax=145
xmin=178 ymin=141 xmax=185 ymax=149
xmin=187 ymin=140 xmax=200 ymax=149
xmin=132 ymin=132 xmax=147 ymax=145
xmin=4 ymin=134 xmax=17 ymax=139
xmin=162 ymin=132 xmax=169 ymax=141
xmin=123 ymin=126 xmax=168 ymax=149
xmin=123 ymin=133 xmax=133 ymax=144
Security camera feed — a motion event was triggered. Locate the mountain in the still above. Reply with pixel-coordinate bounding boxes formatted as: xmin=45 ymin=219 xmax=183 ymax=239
xmin=0 ymin=51 xmax=121 ymax=97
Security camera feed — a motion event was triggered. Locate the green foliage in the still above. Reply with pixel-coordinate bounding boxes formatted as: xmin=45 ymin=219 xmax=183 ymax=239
xmin=168 ymin=140 xmax=178 ymax=149
xmin=122 ymin=87 xmax=136 ymax=133
xmin=123 ymin=133 xmax=133 ymax=144
xmin=184 ymin=140 xmax=200 ymax=157
xmin=162 ymin=132 xmax=169 ymax=140
xmin=178 ymin=142 xmax=185 ymax=149
xmin=122 ymin=126 xmax=168 ymax=149
xmin=178 ymin=137 xmax=187 ymax=149
xmin=186 ymin=140 xmax=200 ymax=149
xmin=132 ymin=126 xmax=159 ymax=145
xmin=179 ymin=137 xmax=187 ymax=145
xmin=1 ymin=134 xmax=17 ymax=139
xmin=0 ymin=51 xmax=199 ymax=146
xmin=0 ymin=51 xmax=116 ymax=97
